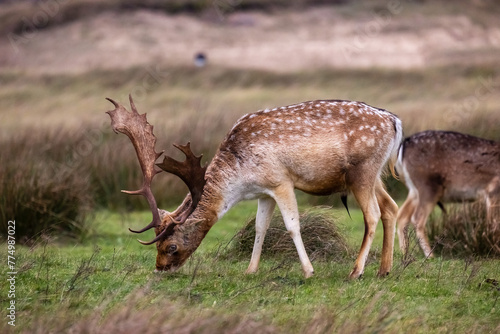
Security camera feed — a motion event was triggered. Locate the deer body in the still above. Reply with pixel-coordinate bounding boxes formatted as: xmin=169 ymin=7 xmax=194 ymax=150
xmin=107 ymin=97 xmax=402 ymax=279
xmin=396 ymin=130 xmax=500 ymax=257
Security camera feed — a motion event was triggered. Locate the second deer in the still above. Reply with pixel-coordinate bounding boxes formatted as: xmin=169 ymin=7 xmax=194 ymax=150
xmin=396 ymin=130 xmax=500 ymax=257
xmin=107 ymin=96 xmax=403 ymax=279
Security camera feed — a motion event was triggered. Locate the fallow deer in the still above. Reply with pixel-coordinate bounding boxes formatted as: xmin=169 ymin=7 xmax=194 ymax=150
xmin=396 ymin=130 xmax=500 ymax=257
xmin=106 ymin=95 xmax=403 ymax=279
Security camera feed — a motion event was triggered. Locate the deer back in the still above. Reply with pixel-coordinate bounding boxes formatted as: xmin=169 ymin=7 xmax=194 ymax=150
xmin=202 ymin=100 xmax=402 ymax=210
xmin=397 ymin=130 xmax=500 ymax=202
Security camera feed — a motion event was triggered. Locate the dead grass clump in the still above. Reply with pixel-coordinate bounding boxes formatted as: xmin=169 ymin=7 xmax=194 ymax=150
xmin=226 ymin=208 xmax=351 ymax=262
xmin=427 ymin=201 xmax=500 ymax=257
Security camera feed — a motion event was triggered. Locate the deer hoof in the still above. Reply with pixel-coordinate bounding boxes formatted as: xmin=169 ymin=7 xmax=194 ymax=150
xmin=303 ymin=269 xmax=314 ymax=279
xmin=377 ymin=270 xmax=390 ymax=278
xmin=348 ymin=267 xmax=363 ymax=279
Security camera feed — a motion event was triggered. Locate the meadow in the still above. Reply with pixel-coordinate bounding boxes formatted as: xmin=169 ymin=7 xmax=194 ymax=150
xmin=0 ymin=205 xmax=499 ymax=333
xmin=1 ymin=0 xmax=500 ymax=332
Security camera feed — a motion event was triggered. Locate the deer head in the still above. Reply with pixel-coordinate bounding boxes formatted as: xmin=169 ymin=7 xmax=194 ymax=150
xmin=106 ymin=95 xmax=207 ymax=270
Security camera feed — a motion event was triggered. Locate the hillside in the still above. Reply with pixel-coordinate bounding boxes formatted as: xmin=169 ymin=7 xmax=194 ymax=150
xmin=0 ymin=0 xmax=499 ymax=73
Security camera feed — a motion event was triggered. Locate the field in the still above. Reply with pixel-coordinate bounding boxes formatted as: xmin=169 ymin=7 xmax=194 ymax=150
xmin=2 ymin=206 xmax=500 ymax=333
xmin=1 ymin=0 xmax=500 ymax=333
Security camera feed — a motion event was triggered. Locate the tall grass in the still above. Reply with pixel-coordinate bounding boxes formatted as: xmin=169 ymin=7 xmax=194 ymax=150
xmin=427 ymin=202 xmax=500 ymax=257
xmin=0 ymin=129 xmax=94 ymax=242
xmin=0 ymin=112 xmax=238 ymax=242
xmin=23 ymin=288 xmax=278 ymax=334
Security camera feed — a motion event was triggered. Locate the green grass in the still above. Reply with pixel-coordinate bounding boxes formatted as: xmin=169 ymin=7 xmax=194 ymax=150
xmin=2 ymin=204 xmax=499 ymax=333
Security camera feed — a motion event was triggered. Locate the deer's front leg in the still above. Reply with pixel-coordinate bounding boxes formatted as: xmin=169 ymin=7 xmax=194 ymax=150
xmin=396 ymin=191 xmax=417 ymax=255
xmin=272 ymin=183 xmax=314 ymax=279
xmin=246 ymin=197 xmax=276 ymax=274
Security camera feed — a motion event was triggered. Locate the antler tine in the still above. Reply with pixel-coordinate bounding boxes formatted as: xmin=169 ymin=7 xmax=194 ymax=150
xmin=157 ymin=142 xmax=207 ymax=224
xmin=137 ymin=223 xmax=176 ymax=245
xmin=106 ymin=95 xmax=164 ymax=236
xmin=129 ymin=94 xmax=139 ymax=114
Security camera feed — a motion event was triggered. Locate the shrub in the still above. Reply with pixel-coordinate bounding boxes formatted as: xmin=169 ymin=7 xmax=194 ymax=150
xmin=427 ymin=201 xmax=500 ymax=257
xmin=225 ymin=208 xmax=351 ymax=262
xmin=0 ymin=129 xmax=93 ymax=243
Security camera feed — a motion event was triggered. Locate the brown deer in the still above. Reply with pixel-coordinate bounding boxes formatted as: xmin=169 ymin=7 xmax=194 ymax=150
xmin=106 ymin=95 xmax=403 ymax=279
xmin=396 ymin=130 xmax=500 ymax=257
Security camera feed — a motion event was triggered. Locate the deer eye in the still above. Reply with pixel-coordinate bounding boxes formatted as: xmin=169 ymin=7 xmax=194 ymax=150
xmin=168 ymin=244 xmax=178 ymax=254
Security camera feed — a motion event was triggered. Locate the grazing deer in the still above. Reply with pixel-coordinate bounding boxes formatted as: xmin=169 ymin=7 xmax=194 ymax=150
xmin=106 ymin=95 xmax=402 ymax=279
xmin=396 ymin=130 xmax=500 ymax=257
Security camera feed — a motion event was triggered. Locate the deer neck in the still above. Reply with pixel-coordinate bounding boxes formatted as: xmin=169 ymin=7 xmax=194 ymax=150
xmin=179 ymin=153 xmax=243 ymax=253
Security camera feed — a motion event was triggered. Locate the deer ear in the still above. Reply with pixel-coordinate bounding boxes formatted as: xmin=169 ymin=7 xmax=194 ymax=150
xmin=158 ymin=209 xmax=170 ymax=221
xmin=178 ymin=218 xmax=205 ymax=234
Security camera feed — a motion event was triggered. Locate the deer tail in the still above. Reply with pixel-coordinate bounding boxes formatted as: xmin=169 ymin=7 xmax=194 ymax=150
xmin=389 ymin=117 xmax=404 ymax=181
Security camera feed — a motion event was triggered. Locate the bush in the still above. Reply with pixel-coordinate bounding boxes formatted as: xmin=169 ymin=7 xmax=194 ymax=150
xmin=427 ymin=201 xmax=500 ymax=257
xmin=0 ymin=129 xmax=94 ymax=243
xmin=225 ymin=208 xmax=351 ymax=262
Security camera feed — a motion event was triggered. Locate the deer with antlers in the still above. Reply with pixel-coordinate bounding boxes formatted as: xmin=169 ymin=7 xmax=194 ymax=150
xmin=106 ymin=95 xmax=403 ymax=279
xmin=396 ymin=130 xmax=500 ymax=257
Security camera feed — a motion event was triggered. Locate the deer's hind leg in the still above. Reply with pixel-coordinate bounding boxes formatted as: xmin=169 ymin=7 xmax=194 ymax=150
xmin=411 ymin=197 xmax=439 ymax=258
xmin=375 ymin=179 xmax=398 ymax=277
xmin=485 ymin=176 xmax=500 ymax=223
xmin=349 ymin=180 xmax=381 ymax=279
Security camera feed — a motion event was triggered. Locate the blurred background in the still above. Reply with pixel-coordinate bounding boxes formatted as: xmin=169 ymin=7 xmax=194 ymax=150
xmin=1 ymin=0 xmax=499 ymax=240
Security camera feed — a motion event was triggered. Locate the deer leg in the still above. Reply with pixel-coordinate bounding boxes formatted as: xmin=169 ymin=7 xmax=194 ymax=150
xmin=411 ymin=202 xmax=435 ymax=258
xmin=246 ymin=197 xmax=276 ymax=274
xmin=485 ymin=195 xmax=493 ymax=223
xmin=375 ymin=180 xmax=398 ymax=277
xmin=272 ymin=183 xmax=314 ymax=278
xmin=485 ymin=177 xmax=500 ymax=223
xmin=349 ymin=184 xmax=381 ymax=279
xmin=396 ymin=190 xmax=418 ymax=254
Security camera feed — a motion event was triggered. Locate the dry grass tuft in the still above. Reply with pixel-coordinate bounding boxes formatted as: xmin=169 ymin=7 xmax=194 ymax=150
xmin=427 ymin=201 xmax=500 ymax=257
xmin=225 ymin=208 xmax=351 ymax=262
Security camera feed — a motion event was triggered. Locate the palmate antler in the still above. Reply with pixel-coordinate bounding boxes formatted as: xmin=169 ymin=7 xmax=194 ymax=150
xmin=106 ymin=95 xmax=207 ymax=245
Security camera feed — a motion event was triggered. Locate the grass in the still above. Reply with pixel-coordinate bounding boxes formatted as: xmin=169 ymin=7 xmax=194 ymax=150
xmin=1 ymin=204 xmax=499 ymax=333
xmin=1 ymin=65 xmax=499 ymax=137
xmin=427 ymin=202 xmax=500 ymax=257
